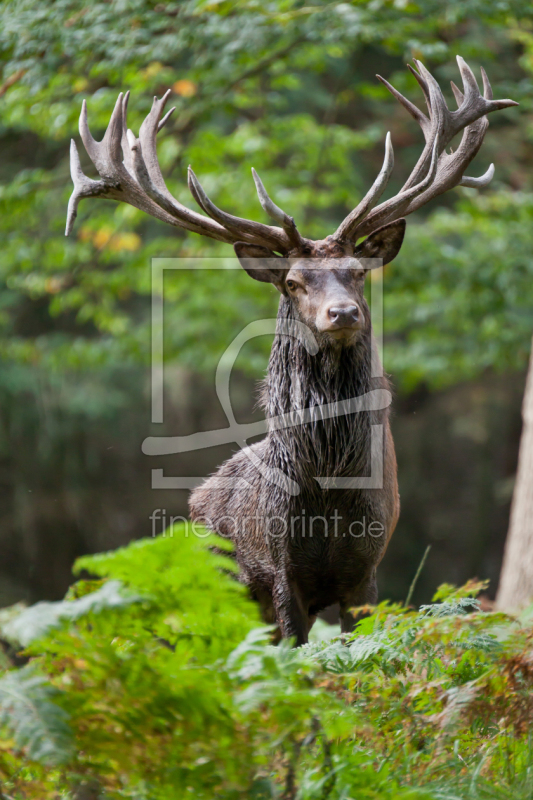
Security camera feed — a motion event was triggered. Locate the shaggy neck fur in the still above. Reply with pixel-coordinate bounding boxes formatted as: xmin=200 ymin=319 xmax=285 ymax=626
xmin=261 ymin=295 xmax=385 ymax=489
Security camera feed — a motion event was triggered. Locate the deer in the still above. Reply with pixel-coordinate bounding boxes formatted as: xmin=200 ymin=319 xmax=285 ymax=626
xmin=66 ymin=57 xmax=517 ymax=645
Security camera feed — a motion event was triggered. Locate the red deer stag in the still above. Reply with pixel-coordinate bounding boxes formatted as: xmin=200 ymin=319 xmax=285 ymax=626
xmin=66 ymin=58 xmax=517 ymax=644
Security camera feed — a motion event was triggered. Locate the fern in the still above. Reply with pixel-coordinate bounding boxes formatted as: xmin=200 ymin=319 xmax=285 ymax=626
xmin=0 ymin=665 xmax=73 ymax=765
xmin=420 ymin=597 xmax=481 ymax=617
xmin=2 ymin=579 xmax=143 ymax=647
xmin=451 ymin=634 xmax=501 ymax=653
xmin=0 ymin=534 xmax=529 ymax=798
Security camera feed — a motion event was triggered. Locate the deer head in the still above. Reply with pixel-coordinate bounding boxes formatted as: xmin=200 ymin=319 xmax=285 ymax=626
xmin=66 ymin=57 xmax=517 ymax=344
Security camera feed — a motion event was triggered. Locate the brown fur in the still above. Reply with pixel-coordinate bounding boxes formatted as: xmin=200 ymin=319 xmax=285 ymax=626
xmin=190 ymin=222 xmax=405 ymax=645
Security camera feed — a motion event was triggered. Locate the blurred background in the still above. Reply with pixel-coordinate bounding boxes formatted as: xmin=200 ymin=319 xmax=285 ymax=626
xmin=0 ymin=0 xmax=531 ymax=609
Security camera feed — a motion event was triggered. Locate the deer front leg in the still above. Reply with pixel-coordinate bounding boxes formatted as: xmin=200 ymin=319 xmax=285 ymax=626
xmin=339 ymin=569 xmax=378 ymax=635
xmin=272 ymin=578 xmax=310 ymax=647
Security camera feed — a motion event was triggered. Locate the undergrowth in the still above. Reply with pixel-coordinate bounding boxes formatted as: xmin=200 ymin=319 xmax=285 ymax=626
xmin=0 ymin=526 xmax=532 ymax=799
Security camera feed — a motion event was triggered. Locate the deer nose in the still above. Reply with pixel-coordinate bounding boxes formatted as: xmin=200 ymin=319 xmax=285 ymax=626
xmin=327 ymin=305 xmax=359 ymax=328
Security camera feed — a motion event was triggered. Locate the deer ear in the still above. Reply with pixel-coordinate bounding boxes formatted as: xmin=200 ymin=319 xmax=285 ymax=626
xmin=354 ymin=219 xmax=406 ymax=267
xmin=234 ymin=242 xmax=288 ymax=291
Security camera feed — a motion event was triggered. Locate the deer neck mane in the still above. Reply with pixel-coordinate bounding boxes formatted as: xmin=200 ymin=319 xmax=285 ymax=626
xmin=260 ymin=296 xmax=381 ymax=481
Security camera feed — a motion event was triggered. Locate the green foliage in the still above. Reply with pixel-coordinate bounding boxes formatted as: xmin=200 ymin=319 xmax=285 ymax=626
xmin=386 ymin=193 xmax=533 ymax=389
xmin=0 ymin=0 xmax=531 ymax=385
xmin=0 ymin=530 xmax=532 ymax=798
xmin=0 ymin=528 xmax=263 ymax=796
xmin=0 ymin=666 xmax=73 ymax=766
xmin=2 ymin=580 xmax=144 ymax=647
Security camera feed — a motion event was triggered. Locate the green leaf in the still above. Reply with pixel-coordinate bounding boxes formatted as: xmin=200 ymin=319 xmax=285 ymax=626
xmin=2 ymin=580 xmax=144 ymax=647
xmin=0 ymin=665 xmax=73 ymax=765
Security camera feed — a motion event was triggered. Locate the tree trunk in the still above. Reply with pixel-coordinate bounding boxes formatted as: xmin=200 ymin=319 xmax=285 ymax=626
xmin=496 ymin=339 xmax=533 ymax=610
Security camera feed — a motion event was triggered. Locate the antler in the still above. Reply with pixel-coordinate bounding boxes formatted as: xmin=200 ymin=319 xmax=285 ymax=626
xmin=66 ymin=90 xmax=300 ymax=254
xmin=67 ymin=59 xmax=517 ymax=255
xmin=334 ymin=56 xmax=518 ymax=244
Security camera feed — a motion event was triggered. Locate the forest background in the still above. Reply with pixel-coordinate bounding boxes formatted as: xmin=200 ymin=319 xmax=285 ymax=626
xmin=0 ymin=0 xmax=532 ymax=607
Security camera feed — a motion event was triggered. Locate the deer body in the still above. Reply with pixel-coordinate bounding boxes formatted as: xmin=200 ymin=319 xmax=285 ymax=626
xmin=190 ymin=273 xmax=400 ymax=644
xmin=67 ymin=58 xmax=517 ymax=643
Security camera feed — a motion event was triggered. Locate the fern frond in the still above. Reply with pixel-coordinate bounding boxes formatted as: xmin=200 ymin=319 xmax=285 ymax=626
xmin=420 ymin=598 xmax=481 ymax=618
xmin=2 ymin=580 xmax=143 ymax=647
xmin=0 ymin=665 xmax=74 ymax=765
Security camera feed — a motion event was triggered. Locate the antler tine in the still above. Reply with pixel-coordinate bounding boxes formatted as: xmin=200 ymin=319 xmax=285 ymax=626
xmin=187 ymin=165 xmax=260 ymax=248
xmin=376 ymin=75 xmax=429 ymax=129
xmin=407 ymin=62 xmax=432 ymax=113
xmin=478 ymin=64 xmax=517 ymax=110
xmin=334 ymin=132 xmax=395 ymax=242
xmin=187 ymin=166 xmax=210 ymax=215
xmin=480 ymin=66 xmax=493 ymax=100
xmin=67 ymin=95 xmax=134 ymax=237
xmin=78 ymin=99 xmax=100 ymax=169
xmin=450 ymin=81 xmax=464 ymax=108
xmin=135 ymin=91 xmax=178 ymax=199
xmin=415 ymin=60 xmax=448 ymax=106
xmin=121 ymin=91 xmax=135 ymax=178
xmin=158 ymin=105 xmax=176 ymax=132
xmin=79 ymin=92 xmax=125 ymax=180
xmin=346 ymin=136 xmax=440 ymax=239
xmin=251 ymin=169 xmax=303 ymax=249
xmin=399 ymin=60 xmax=450 ymax=193
xmin=336 ymin=58 xmax=518 ymax=242
xmin=65 ymin=139 xmax=107 ymax=236
xmin=187 ymin=168 xmax=288 ymax=251
xmin=67 ymin=91 xmax=294 ymax=251
xmin=460 ymin=163 xmax=495 ymax=188
xmin=456 ymin=56 xmax=481 ymax=103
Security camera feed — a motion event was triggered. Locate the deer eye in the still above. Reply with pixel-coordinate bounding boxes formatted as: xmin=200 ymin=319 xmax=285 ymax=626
xmin=286 ymin=280 xmax=297 ymax=291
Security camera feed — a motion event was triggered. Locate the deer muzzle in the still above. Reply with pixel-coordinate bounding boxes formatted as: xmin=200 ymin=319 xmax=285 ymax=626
xmin=321 ymin=304 xmax=362 ymax=335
